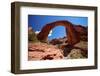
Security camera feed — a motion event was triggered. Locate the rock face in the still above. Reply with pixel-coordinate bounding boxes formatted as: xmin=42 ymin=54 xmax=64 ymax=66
xmin=74 ymin=41 xmax=88 ymax=57
xmin=74 ymin=25 xmax=88 ymax=41
xmin=49 ymin=37 xmax=88 ymax=58
xmin=67 ymin=49 xmax=85 ymax=59
xmin=28 ymin=42 xmax=64 ymax=60
xmin=74 ymin=25 xmax=87 ymax=36
xmin=49 ymin=37 xmax=67 ymax=45
xmin=37 ymin=20 xmax=80 ymax=45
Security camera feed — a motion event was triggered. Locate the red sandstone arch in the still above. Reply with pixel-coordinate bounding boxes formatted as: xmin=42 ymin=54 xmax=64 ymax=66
xmin=37 ymin=20 xmax=80 ymax=45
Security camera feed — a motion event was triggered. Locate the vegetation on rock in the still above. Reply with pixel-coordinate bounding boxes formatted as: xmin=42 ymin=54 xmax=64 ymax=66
xmin=28 ymin=27 xmax=39 ymax=43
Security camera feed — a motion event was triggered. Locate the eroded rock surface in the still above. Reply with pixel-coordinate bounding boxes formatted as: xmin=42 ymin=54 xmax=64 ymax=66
xmin=67 ymin=49 xmax=85 ymax=59
xmin=28 ymin=42 xmax=64 ymax=60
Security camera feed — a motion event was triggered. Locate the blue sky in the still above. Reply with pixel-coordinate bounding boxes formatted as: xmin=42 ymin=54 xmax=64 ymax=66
xmin=28 ymin=15 xmax=88 ymax=40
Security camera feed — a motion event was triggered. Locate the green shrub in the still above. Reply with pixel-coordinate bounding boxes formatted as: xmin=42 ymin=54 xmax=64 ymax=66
xmin=28 ymin=27 xmax=39 ymax=43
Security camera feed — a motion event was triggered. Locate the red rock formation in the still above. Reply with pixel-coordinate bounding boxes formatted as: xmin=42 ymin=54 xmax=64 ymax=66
xmin=37 ymin=20 xmax=80 ymax=45
xmin=74 ymin=25 xmax=87 ymax=36
xmin=74 ymin=25 xmax=88 ymax=41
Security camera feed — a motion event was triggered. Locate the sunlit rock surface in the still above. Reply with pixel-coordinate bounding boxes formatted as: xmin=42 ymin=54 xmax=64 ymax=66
xmin=67 ymin=49 xmax=85 ymax=59
xmin=28 ymin=42 xmax=64 ymax=60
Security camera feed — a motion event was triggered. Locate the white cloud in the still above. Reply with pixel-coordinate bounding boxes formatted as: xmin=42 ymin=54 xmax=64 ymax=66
xmin=35 ymin=30 xmax=52 ymax=37
xmin=48 ymin=30 xmax=53 ymax=37
xmin=35 ymin=31 xmax=40 ymax=34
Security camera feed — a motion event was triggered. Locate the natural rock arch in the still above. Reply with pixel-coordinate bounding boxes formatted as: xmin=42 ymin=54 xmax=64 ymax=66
xmin=37 ymin=20 xmax=80 ymax=45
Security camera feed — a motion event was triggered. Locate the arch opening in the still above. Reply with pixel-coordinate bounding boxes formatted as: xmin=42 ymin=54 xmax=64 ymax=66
xmin=48 ymin=26 xmax=67 ymax=46
xmin=48 ymin=26 xmax=66 ymax=40
xmin=37 ymin=20 xmax=80 ymax=45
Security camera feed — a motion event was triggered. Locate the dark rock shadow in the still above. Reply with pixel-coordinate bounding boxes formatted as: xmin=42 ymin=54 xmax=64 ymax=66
xmin=63 ymin=45 xmax=73 ymax=57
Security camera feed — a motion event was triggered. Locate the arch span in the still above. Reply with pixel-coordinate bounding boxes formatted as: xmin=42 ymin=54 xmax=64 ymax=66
xmin=37 ymin=20 xmax=80 ymax=45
